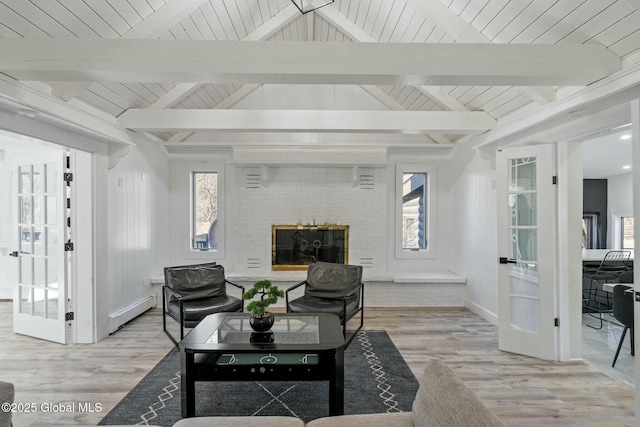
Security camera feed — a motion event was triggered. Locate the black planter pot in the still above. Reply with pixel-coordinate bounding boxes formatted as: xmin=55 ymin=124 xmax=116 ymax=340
xmin=249 ymin=312 xmax=275 ymax=332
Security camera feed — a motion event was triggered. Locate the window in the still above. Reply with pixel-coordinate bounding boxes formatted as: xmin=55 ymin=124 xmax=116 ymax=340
xmin=582 ymin=213 xmax=599 ymax=249
xmin=396 ymin=164 xmax=434 ymax=258
xmin=621 ymin=217 xmax=634 ymax=249
xmin=192 ymin=172 xmax=218 ymax=250
xmin=402 ymin=173 xmax=427 ymax=249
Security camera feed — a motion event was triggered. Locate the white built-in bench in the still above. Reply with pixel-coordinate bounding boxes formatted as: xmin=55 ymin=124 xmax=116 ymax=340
xmin=151 ymin=270 xmax=467 ymax=308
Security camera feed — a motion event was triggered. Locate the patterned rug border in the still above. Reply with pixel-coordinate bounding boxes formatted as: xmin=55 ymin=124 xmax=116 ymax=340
xmin=99 ymin=330 xmax=418 ymax=426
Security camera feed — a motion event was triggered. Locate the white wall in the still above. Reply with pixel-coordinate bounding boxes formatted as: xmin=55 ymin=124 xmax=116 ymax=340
xmin=167 ymin=150 xmax=467 ymax=307
xmin=104 ymin=140 xmax=170 ymax=336
xmin=449 ymin=145 xmax=499 ymax=323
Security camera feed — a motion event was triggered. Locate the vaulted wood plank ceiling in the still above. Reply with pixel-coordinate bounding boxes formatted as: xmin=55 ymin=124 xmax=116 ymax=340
xmin=0 ymin=0 xmax=638 ymax=150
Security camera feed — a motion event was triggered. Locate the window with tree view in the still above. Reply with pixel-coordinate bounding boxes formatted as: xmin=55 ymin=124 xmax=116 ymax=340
xmin=192 ymin=172 xmax=218 ymax=250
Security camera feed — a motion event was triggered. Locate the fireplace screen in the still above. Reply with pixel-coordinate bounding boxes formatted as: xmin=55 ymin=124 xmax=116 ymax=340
xmin=272 ymin=225 xmax=349 ymax=271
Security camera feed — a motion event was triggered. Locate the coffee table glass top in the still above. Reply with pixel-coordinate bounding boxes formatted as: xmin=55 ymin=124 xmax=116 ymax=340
xmin=206 ymin=314 xmax=320 ymax=344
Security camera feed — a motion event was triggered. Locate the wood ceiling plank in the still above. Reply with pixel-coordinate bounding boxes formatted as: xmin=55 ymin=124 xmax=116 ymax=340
xmin=234 ymin=0 xmax=258 ymax=35
xmin=211 ymin=0 xmax=241 ymax=39
xmin=612 ymin=28 xmax=640 ymax=59
xmin=126 ymin=0 xmax=154 ymax=18
xmin=224 ymin=0 xmax=249 ymax=38
xmin=378 ymin=0 xmax=405 ymax=42
xmin=2 ymin=0 xmax=74 ymax=37
xmin=469 ymin=0 xmax=509 ymax=33
xmin=460 ymin=0 xmax=490 ymax=24
xmin=190 ymin=8 xmax=217 ymax=39
xmin=105 ymin=0 xmax=144 ymax=28
xmin=58 ymin=0 xmax=120 ymax=38
xmin=596 ymin=12 xmax=640 ymax=50
xmin=399 ymin=12 xmax=425 ymax=42
xmin=490 ymin=93 xmax=533 ymax=119
xmin=482 ymin=0 xmax=534 ymax=41
xmin=491 ymin=0 xmax=556 ymax=44
xmin=362 ymin=0 xmax=383 ymax=35
xmin=449 ymin=0 xmax=471 ymax=16
xmin=84 ymin=0 xmax=133 ymax=35
xmin=200 ymin=2 xmax=230 ymax=39
xmin=563 ymin=2 xmax=635 ymax=44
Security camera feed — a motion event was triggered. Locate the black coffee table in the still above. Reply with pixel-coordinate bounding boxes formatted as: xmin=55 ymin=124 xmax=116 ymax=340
xmin=180 ymin=312 xmax=345 ymax=418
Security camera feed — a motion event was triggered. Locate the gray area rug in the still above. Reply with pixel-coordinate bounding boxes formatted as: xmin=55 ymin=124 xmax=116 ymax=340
xmin=99 ymin=330 xmax=419 ymax=426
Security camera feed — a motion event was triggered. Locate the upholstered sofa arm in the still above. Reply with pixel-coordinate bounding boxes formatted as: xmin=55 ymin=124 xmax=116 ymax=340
xmin=0 ymin=381 xmax=14 ymax=427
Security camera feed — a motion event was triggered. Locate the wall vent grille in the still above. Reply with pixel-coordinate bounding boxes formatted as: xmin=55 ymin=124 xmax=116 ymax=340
xmin=359 ymin=257 xmax=374 ymax=268
xmin=359 ymin=174 xmax=375 ymax=190
xmin=245 ymin=173 xmax=261 ymax=188
xmin=246 ymin=258 xmax=261 ymax=269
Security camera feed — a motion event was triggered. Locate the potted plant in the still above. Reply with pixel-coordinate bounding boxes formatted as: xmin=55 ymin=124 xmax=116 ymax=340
xmin=243 ymin=279 xmax=284 ymax=332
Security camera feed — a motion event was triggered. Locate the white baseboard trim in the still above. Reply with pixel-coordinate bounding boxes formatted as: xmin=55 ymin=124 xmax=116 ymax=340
xmin=108 ymin=295 xmax=156 ymax=334
xmin=0 ymin=289 xmax=12 ymax=300
xmin=465 ymin=298 xmax=498 ymax=326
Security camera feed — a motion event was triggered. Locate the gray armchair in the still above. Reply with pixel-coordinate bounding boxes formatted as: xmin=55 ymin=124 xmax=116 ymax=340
xmin=162 ymin=262 xmax=243 ymax=346
xmin=286 ymin=262 xmax=364 ymax=347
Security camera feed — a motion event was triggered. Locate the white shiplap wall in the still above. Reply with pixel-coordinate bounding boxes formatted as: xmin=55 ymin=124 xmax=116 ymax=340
xmin=106 ymin=138 xmax=170 ymax=333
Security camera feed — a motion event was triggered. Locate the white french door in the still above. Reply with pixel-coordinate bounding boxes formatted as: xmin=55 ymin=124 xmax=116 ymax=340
xmin=12 ymin=152 xmax=68 ymax=344
xmin=497 ymin=144 xmax=558 ymax=361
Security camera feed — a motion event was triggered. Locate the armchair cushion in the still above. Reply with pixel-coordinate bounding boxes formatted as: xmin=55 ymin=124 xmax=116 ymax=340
xmin=304 ymin=262 xmax=363 ymax=299
xmin=287 ymin=294 xmax=361 ymax=319
xmin=164 ymin=263 xmax=227 ymax=300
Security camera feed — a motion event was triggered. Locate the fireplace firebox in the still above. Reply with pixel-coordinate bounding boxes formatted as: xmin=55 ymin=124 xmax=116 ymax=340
xmin=271 ymin=224 xmax=349 ymax=271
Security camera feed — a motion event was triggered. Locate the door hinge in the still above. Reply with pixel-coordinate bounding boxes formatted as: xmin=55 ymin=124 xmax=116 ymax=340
xmin=554 ymin=317 xmax=559 ymax=327
xmin=65 ymin=312 xmax=74 ymax=321
xmin=64 ymin=172 xmax=73 ymax=183
xmin=552 ymin=176 xmax=557 ymax=185
xmin=64 ymin=242 xmax=74 ymax=251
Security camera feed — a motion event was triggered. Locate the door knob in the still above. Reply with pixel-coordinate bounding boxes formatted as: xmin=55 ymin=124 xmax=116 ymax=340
xmin=9 ymin=251 xmax=18 ymax=257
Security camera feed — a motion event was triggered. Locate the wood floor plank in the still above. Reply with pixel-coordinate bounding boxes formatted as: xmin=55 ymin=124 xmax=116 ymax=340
xmin=0 ymin=303 xmax=635 ymax=426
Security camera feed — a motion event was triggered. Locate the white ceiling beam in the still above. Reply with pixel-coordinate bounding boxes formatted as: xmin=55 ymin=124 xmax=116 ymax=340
xmin=148 ymin=83 xmax=199 ymax=109
xmin=360 ymin=85 xmax=450 ymax=144
xmin=315 ymin=6 xmax=374 ymax=43
xmin=1 ymin=39 xmax=620 ymax=86
xmin=404 ymin=0 xmax=557 ymax=104
xmin=167 ymin=84 xmax=261 ymax=142
xmin=148 ymin=5 xmax=299 ymax=110
xmin=52 ymin=0 xmax=211 ymax=101
xmin=317 ymin=6 xmax=467 ymax=112
xmin=416 ymin=87 xmax=468 ymax=111
xmin=117 ymin=109 xmax=496 ymax=133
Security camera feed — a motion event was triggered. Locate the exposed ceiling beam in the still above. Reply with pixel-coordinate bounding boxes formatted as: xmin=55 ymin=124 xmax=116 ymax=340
xmin=117 ymin=109 xmax=496 ymax=133
xmin=359 ymin=85 xmax=450 ymax=144
xmin=51 ymin=0 xmax=211 ymax=101
xmin=404 ymin=0 xmax=557 ymax=104
xmin=149 ymin=5 xmax=299 ymax=110
xmin=317 ymin=6 xmax=466 ymax=112
xmin=1 ymin=39 xmax=620 ymax=86
xmin=169 ymin=84 xmax=262 ymax=143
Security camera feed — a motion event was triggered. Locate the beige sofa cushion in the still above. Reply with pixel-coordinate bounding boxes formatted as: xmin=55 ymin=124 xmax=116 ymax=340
xmin=173 ymin=416 xmax=304 ymax=427
xmin=0 ymin=382 xmax=13 ymax=427
xmin=412 ymin=359 xmax=504 ymax=427
xmin=306 ymin=412 xmax=414 ymax=427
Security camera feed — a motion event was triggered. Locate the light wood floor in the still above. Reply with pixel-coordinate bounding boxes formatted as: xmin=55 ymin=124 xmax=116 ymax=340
xmin=0 ymin=303 xmax=635 ymax=427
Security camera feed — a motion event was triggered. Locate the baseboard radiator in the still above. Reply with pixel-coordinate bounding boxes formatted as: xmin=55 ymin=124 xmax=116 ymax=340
xmin=108 ymin=295 xmax=156 ymax=333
